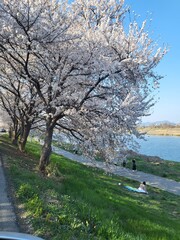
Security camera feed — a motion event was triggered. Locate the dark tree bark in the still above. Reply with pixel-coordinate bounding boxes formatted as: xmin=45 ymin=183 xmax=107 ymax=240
xmin=11 ymin=119 xmax=21 ymax=145
xmin=39 ymin=119 xmax=54 ymax=174
xmin=8 ymin=125 xmax=13 ymax=139
xmin=12 ymin=134 xmax=19 ymax=145
xmin=18 ymin=121 xmax=32 ymax=152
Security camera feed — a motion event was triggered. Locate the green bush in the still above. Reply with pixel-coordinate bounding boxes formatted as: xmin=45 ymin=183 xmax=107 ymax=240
xmin=16 ymin=183 xmax=37 ymax=200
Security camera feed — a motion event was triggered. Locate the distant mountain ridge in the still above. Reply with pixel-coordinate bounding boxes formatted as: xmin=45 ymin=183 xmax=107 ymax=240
xmin=140 ymin=121 xmax=178 ymax=127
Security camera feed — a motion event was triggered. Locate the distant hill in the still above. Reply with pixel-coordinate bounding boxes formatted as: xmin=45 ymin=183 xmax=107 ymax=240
xmin=140 ymin=121 xmax=177 ymax=127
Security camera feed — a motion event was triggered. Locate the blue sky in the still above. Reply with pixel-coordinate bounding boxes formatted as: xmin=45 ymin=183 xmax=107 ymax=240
xmin=125 ymin=0 xmax=180 ymax=123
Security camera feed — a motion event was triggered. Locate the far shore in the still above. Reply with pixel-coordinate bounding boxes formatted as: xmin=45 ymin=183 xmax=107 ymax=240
xmin=138 ymin=126 xmax=180 ymax=136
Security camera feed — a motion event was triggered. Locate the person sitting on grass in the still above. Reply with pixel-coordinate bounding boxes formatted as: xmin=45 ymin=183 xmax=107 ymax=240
xmin=138 ymin=181 xmax=148 ymax=193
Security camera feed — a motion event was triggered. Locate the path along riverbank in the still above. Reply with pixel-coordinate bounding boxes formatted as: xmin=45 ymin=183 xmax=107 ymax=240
xmin=52 ymin=146 xmax=180 ymax=196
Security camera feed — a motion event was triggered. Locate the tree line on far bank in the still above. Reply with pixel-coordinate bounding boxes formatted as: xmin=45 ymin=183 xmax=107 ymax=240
xmin=0 ymin=0 xmax=166 ymax=174
xmin=139 ymin=123 xmax=180 ymax=128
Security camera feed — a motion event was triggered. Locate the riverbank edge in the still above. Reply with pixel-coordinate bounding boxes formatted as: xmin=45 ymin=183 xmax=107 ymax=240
xmin=123 ymin=149 xmax=180 ymax=182
xmin=138 ymin=127 xmax=180 ymax=136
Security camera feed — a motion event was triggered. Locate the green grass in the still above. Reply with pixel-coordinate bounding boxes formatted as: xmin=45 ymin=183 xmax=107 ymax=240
xmin=0 ymin=136 xmax=180 ymax=240
xmin=125 ymin=156 xmax=180 ymax=182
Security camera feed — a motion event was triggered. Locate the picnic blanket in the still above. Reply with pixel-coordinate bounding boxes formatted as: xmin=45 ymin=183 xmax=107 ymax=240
xmin=124 ymin=185 xmax=148 ymax=194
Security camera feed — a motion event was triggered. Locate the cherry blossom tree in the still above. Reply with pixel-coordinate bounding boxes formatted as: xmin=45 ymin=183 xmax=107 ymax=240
xmin=0 ymin=0 xmax=167 ymax=173
xmin=0 ymin=78 xmax=39 ymax=149
xmin=0 ymin=104 xmax=10 ymax=130
xmin=0 ymin=90 xmax=21 ymax=144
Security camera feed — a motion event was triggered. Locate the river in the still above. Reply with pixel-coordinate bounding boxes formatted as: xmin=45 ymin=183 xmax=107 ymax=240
xmin=137 ymin=135 xmax=180 ymax=162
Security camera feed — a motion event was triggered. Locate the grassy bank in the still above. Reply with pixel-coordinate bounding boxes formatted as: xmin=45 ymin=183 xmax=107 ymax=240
xmin=125 ymin=155 xmax=180 ymax=182
xmin=138 ymin=126 xmax=180 ymax=136
xmin=0 ymin=136 xmax=180 ymax=240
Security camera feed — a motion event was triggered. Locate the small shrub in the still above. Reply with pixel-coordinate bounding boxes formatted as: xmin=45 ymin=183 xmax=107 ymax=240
xmin=26 ymin=195 xmax=44 ymax=217
xmin=16 ymin=183 xmax=36 ymax=200
xmin=162 ymin=173 xmax=168 ymax=178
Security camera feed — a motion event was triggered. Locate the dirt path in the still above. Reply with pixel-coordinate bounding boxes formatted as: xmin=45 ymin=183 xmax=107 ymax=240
xmin=52 ymin=146 xmax=180 ymax=196
xmin=0 ymin=154 xmax=19 ymax=232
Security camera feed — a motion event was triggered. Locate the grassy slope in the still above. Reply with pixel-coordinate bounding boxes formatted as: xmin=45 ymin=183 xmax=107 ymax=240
xmin=125 ymin=155 xmax=180 ymax=182
xmin=0 ymin=136 xmax=180 ymax=240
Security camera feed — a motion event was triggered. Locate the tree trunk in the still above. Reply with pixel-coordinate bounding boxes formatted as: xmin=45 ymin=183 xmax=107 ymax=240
xmin=19 ymin=122 xmax=32 ymax=152
xmin=11 ymin=119 xmax=20 ymax=145
xmin=39 ymin=122 xmax=54 ymax=174
xmin=12 ymin=135 xmax=19 ymax=145
xmin=8 ymin=125 xmax=13 ymax=139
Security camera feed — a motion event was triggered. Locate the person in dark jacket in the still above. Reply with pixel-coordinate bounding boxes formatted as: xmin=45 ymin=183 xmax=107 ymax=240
xmin=132 ymin=159 xmax=137 ymax=171
xmin=122 ymin=159 xmax=126 ymax=167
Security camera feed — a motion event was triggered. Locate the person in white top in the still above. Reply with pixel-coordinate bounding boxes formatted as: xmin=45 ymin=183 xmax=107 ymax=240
xmin=138 ymin=181 xmax=148 ymax=193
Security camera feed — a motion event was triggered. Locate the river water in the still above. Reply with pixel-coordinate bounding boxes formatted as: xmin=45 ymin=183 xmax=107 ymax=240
xmin=137 ymin=135 xmax=180 ymax=162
